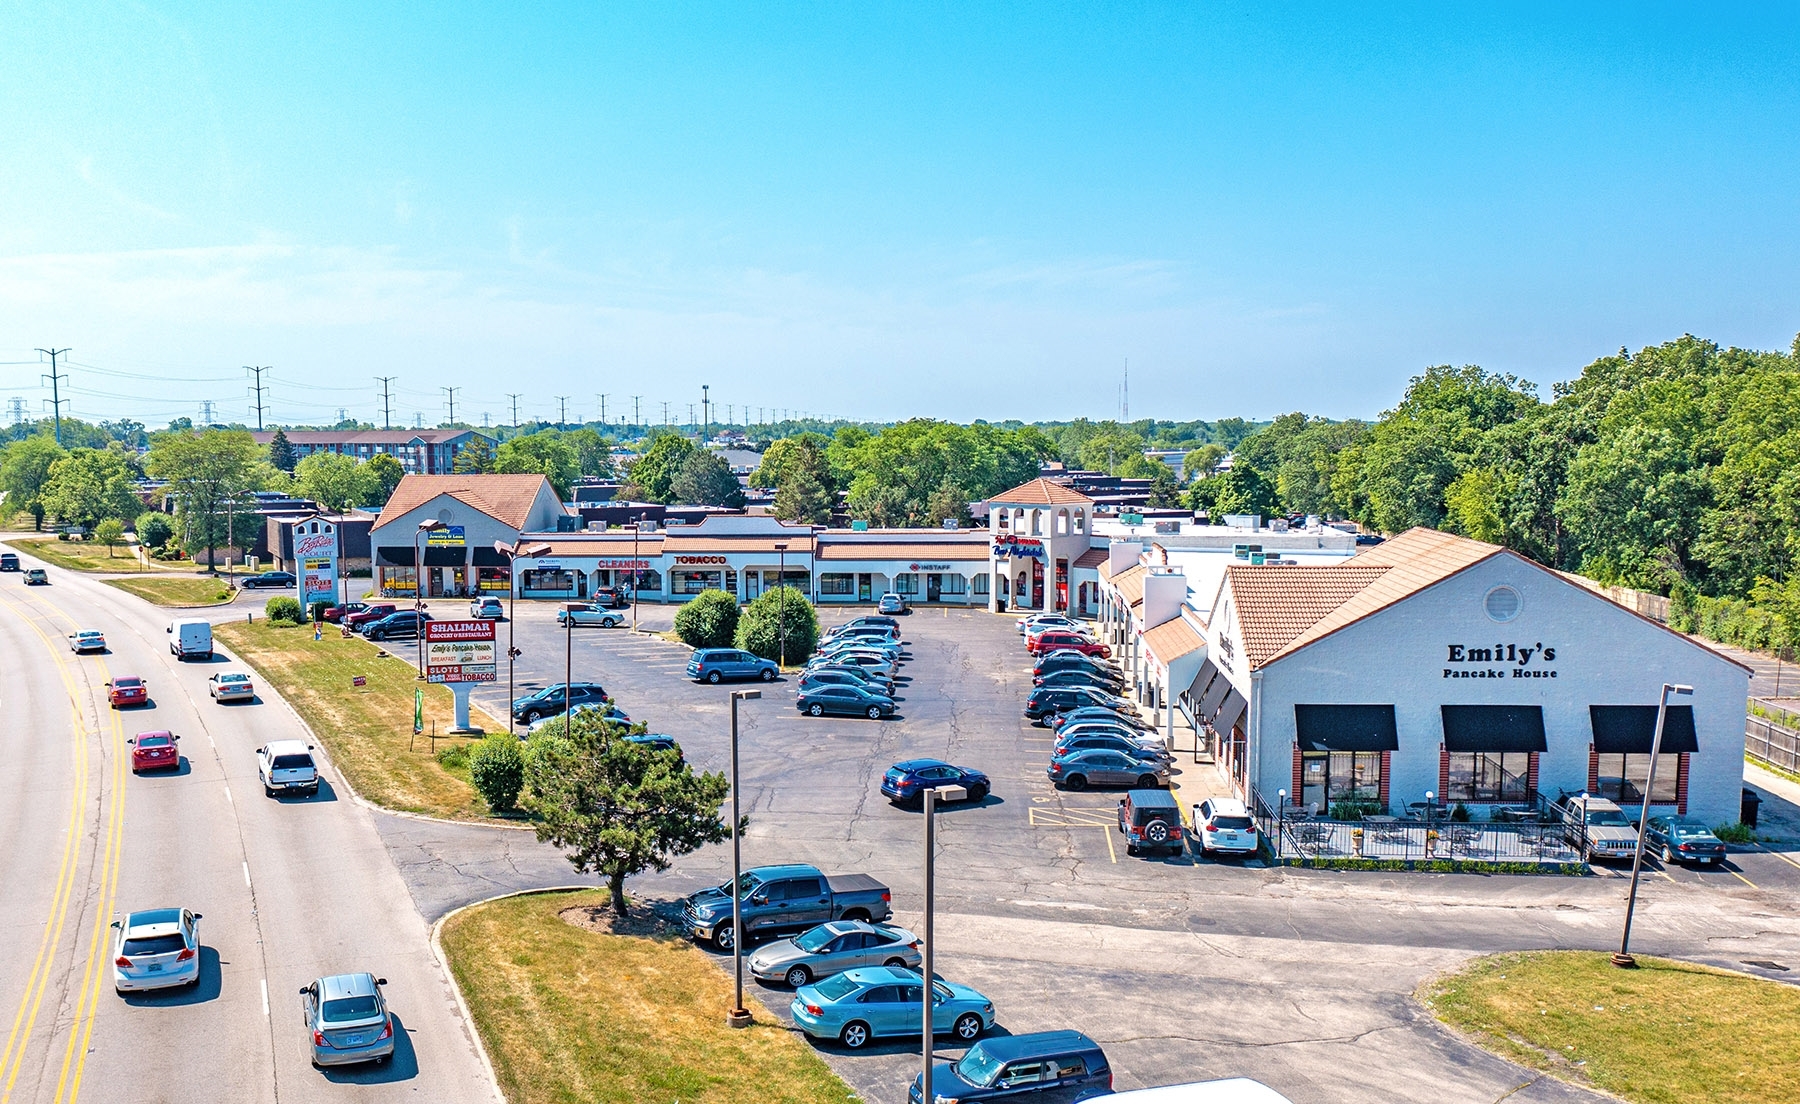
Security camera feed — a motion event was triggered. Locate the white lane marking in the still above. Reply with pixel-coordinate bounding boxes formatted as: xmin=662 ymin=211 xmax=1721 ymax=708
xmin=242 ymin=861 xmax=251 ymax=887
xmin=223 ymin=784 xmax=232 ymax=803
xmin=261 ymin=978 xmax=268 ymax=1016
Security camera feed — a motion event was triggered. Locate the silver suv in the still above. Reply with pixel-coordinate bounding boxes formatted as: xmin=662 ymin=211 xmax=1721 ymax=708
xmin=1561 ymin=793 xmax=1639 ymax=862
xmin=257 ymin=740 xmax=320 ymax=798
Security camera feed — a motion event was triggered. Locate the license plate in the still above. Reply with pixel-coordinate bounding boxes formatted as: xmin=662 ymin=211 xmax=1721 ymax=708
xmin=344 ymin=1035 xmax=363 ymax=1045
xmin=147 ymin=964 xmax=163 ymax=972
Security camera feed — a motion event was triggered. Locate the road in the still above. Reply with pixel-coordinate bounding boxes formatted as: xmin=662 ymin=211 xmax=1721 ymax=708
xmin=0 ymin=550 xmax=498 ymax=1104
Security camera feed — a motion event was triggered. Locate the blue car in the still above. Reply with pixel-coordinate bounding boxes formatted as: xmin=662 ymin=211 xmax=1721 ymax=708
xmin=881 ymin=759 xmax=990 ymax=806
xmin=911 ymin=1030 xmax=1112 ymax=1102
xmin=791 ymin=965 xmax=993 ymax=1050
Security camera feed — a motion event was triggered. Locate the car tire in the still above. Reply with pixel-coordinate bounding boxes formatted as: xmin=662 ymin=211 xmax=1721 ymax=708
xmin=953 ymin=1013 xmax=983 ymax=1042
xmin=808 ymin=703 xmax=824 ymax=717
xmin=1663 ymin=845 xmax=1675 ymax=863
xmin=1064 ymin=774 xmax=1087 ymax=791
xmin=866 ymin=706 xmax=881 ymax=720
xmin=760 ymin=668 xmax=776 ymax=682
xmin=841 ymin=909 xmax=870 ymax=922
xmin=883 ymin=957 xmax=907 ymax=968
xmin=522 ymin=710 xmax=542 ymax=724
xmin=840 ymin=1021 xmax=871 ymax=1050
xmin=785 ymin=965 xmax=812 ymax=988
xmin=708 ymin=671 xmax=723 ymax=685
xmin=712 ymin=925 xmax=735 ymax=952
xmin=1137 ymin=775 xmax=1159 ymax=789
xmin=967 ymin=783 xmax=987 ymax=801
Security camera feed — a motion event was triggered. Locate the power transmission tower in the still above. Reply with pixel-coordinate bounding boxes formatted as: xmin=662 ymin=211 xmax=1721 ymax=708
xmin=413 ymin=411 xmax=424 ymax=428
xmin=687 ymin=403 xmax=695 ymax=432
xmin=726 ymin=403 xmax=734 ymax=426
xmin=199 ymin=400 xmax=217 ymax=425
xmin=442 ymin=386 xmax=459 ymax=426
xmin=245 ymin=365 xmax=271 ymax=429
xmin=337 ymin=407 xmax=348 ymax=424
xmin=1121 ymin=358 xmax=1129 ymax=422
xmin=376 ymin=376 xmax=396 ymax=429
xmin=36 ymin=348 xmax=70 ymax=445
xmin=481 ymin=411 xmax=491 ymax=427
xmin=661 ymin=401 xmax=670 ymax=426
xmin=554 ymin=396 xmax=570 ymax=428
xmin=507 ymin=393 xmax=521 ymax=427
xmin=5 ymin=397 xmax=25 ymax=426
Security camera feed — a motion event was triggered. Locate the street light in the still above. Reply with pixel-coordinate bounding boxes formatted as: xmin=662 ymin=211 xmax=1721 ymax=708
xmin=414 ymin=520 xmax=447 ymax=678
xmin=1425 ymin=790 xmax=1436 ymax=857
xmin=1276 ymin=789 xmax=1287 ymax=860
xmin=921 ymin=783 xmax=967 ymax=1104
xmin=495 ymin=539 xmax=551 ymax=735
xmin=726 ymin=688 xmax=762 ymax=1028
xmin=773 ymin=542 xmax=789 ymax=668
xmin=1615 ymin=683 xmax=1694 ymax=968
xmin=631 ymin=517 xmax=642 ymax=634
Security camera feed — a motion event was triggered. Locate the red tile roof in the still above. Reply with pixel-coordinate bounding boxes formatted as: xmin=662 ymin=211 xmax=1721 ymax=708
xmin=371 ymin=474 xmax=558 ymax=533
xmin=988 ymin=478 xmax=1094 ymax=506
xmin=1142 ymin=617 xmax=1205 ymax=665
xmin=1072 ymin=546 xmax=1109 ymax=570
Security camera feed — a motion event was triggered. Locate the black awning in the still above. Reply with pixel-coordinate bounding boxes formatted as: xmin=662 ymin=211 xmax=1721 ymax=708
xmin=1589 ymin=705 xmax=1699 ymax=754
xmin=1441 ymin=705 xmax=1548 ymax=753
xmin=374 ymin=546 xmax=414 ymax=567
xmin=470 ymin=547 xmax=508 ymax=567
xmin=1199 ymin=672 xmax=1233 ymax=721
xmin=1182 ymin=659 xmax=1219 ymax=706
xmin=1215 ymin=690 xmax=1248 ymax=738
xmin=1294 ymin=704 xmax=1399 ymax=752
xmin=422 ymin=546 xmax=468 ymax=567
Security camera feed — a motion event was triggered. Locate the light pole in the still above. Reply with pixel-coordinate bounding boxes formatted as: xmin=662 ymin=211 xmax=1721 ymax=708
xmin=921 ymin=783 xmax=967 ymax=1104
xmin=774 ymin=542 xmax=789 ymax=668
xmin=495 ymin=540 xmax=550 ymax=735
xmin=726 ymin=688 xmax=761 ymax=1028
xmin=414 ymin=520 xmax=446 ymax=678
xmin=1276 ymin=788 xmax=1287 ymax=861
xmin=631 ymin=518 xmax=642 ymax=634
xmin=1615 ymin=683 xmax=1693 ymax=968
xmin=1425 ymin=790 xmax=1436 ymax=857
xmin=565 ymin=604 xmax=574 ymax=740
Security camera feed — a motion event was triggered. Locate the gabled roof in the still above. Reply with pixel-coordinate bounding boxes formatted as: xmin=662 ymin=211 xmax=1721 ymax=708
xmin=1142 ymin=617 xmax=1205 ymax=666
xmin=1111 ymin=564 xmax=1147 ymax=608
xmin=371 ymin=474 xmax=558 ymax=533
xmin=988 ymin=478 xmax=1093 ymax=507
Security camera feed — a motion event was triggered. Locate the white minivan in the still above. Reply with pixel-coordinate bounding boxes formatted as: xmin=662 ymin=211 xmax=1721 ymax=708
xmin=168 ymin=619 xmax=213 ymax=661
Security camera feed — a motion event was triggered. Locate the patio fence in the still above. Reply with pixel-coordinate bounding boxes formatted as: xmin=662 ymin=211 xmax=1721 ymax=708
xmin=1248 ymin=787 xmax=1584 ymax=866
xmin=1746 ymin=704 xmax=1800 ymax=775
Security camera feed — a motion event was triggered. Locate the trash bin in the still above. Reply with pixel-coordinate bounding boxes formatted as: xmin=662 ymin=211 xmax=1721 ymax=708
xmin=1742 ymin=787 xmax=1762 ymax=828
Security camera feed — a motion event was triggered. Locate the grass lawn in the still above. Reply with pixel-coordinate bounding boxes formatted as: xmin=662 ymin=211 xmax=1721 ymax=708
xmin=1421 ymin=950 xmax=1800 ymax=1104
xmin=10 ymin=536 xmax=153 ymax=573
xmin=103 ymin=576 xmax=236 ymax=607
xmin=214 ymin=620 xmax=507 ymax=820
xmin=440 ymin=890 xmax=857 ymax=1104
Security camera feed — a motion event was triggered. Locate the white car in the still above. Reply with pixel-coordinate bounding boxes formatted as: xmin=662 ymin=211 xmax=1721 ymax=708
xmin=68 ymin=630 xmax=107 ymax=653
xmin=208 ymin=671 xmax=256 ymax=702
xmin=1192 ymin=798 xmax=1259 ymax=858
xmin=257 ymin=740 xmax=320 ymax=798
xmin=469 ymin=597 xmax=506 ymax=620
xmin=1018 ymin=614 xmax=1084 ymax=636
xmin=112 ymin=907 xmax=202 ymax=993
xmin=557 ymin=603 xmax=623 ymax=628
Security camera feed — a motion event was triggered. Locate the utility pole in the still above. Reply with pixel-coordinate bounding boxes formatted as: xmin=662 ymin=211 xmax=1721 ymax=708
xmin=632 ymin=395 xmax=641 ymax=427
xmin=661 ymin=401 xmax=670 ymax=427
xmin=36 ymin=348 xmax=69 ymax=445
xmin=376 ymin=376 xmax=396 ymax=429
xmin=508 ymin=393 xmax=522 ymax=428
xmin=701 ymin=384 xmax=710 ymax=442
xmin=1121 ymin=357 xmax=1129 ymax=422
xmin=687 ymin=403 xmax=695 ymax=433
xmin=245 ymin=365 xmax=270 ymax=430
xmin=556 ymin=396 xmax=569 ymax=428
xmin=597 ymin=394 xmax=608 ymax=424
xmin=443 ymin=386 xmax=460 ymax=426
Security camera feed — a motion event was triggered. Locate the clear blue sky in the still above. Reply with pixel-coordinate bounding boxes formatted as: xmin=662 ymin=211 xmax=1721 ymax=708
xmin=3 ymin=3 xmax=1797 ymax=428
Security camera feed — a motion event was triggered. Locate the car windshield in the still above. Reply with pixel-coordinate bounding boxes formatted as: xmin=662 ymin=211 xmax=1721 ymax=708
xmin=1587 ymin=808 xmax=1632 ymax=826
xmin=320 ymin=995 xmax=381 ymax=1022
xmin=793 ymin=927 xmax=839 ymax=953
xmin=122 ymin=933 xmax=186 ymax=956
xmin=954 ymin=1047 xmax=1005 ymax=1086
xmin=114 ymin=678 xmax=142 ymax=688
xmin=221 ymin=674 xmax=249 ymax=683
xmin=814 ymin=974 xmax=860 ymax=1001
xmin=272 ymin=754 xmax=314 ymax=770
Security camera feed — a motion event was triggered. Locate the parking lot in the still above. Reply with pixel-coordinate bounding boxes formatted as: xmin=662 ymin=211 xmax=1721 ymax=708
xmin=385 ymin=600 xmax=1800 ymax=1103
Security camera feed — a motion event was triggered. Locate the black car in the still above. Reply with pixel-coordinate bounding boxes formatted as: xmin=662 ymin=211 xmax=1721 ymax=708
xmin=798 ymin=668 xmax=894 ymax=696
xmin=1033 ymin=668 xmax=1126 ymax=694
xmin=239 ymin=571 xmax=297 ymax=590
xmin=362 ymin=610 xmax=430 ymax=640
xmin=912 ymin=1030 xmax=1111 ymax=1103
xmin=797 ymin=684 xmax=896 ymax=719
xmin=0 ymin=552 xmax=18 ymax=572
xmin=512 ymin=682 xmax=610 ymax=724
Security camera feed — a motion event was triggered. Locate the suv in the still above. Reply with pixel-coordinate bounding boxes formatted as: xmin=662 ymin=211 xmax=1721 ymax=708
xmin=23 ymin=567 xmax=48 ymax=585
xmin=469 ymin=596 xmax=506 ymax=619
xmin=592 ymin=585 xmax=630 ymax=609
xmin=1193 ymin=797 xmax=1259 ymax=857
xmin=1560 ymin=793 xmax=1640 ymax=862
xmin=688 ymin=648 xmax=779 ymax=684
xmin=257 ymin=740 xmax=320 ymax=798
xmin=557 ymin=602 xmax=623 ymax=628
xmin=0 ymin=552 xmax=18 ymax=571
xmin=1118 ymin=790 xmax=1185 ymax=856
xmin=914 ymin=1030 xmax=1112 ymax=1103
xmin=363 ymin=610 xmax=429 ymax=641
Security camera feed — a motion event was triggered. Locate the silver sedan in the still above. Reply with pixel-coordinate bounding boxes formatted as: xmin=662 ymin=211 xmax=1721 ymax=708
xmin=747 ymin=920 xmax=921 ymax=988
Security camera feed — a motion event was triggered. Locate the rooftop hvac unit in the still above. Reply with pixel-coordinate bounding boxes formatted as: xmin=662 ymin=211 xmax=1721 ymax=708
xmin=942 ymin=518 xmax=959 ymax=529
xmin=851 ymin=520 xmax=869 ymax=531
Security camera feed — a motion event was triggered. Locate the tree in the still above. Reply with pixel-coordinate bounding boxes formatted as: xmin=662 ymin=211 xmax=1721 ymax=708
xmin=755 ymin=436 xmax=836 ymax=524
xmin=93 ymin=518 xmax=126 ymax=557
xmin=1182 ymin=444 xmax=1227 ymax=481
xmin=621 ymin=434 xmax=697 ymax=503
xmin=469 ymin=735 xmax=525 ymax=814
xmin=41 ymin=448 xmax=141 ymax=530
xmin=364 ymin=453 xmax=406 ymax=503
xmin=135 ymin=511 xmax=175 ymax=549
xmin=294 ymin=452 xmax=376 ymax=513
xmin=494 ymin=433 xmax=579 ymax=498
xmin=1211 ymin=462 xmax=1282 ymax=520
xmin=452 ymin=434 xmax=494 ymax=474
xmin=671 ymin=450 xmax=747 ymax=508
xmin=143 ymin=429 xmax=267 ymax=569
xmin=0 ymin=435 xmax=68 ymax=530
xmin=268 ymin=429 xmax=298 ymax=473
xmin=735 ymin=585 xmax=819 ymax=665
xmin=673 ymin=588 xmax=740 ymax=649
xmin=836 ymin=419 xmax=1050 ymax=527
xmin=565 ymin=428 xmax=616 ymax=480
xmin=526 ymin=712 xmax=731 ymax=915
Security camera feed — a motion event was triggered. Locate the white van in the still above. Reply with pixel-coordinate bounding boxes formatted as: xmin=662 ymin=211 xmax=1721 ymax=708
xmin=1076 ymin=1080 xmax=1295 ymax=1104
xmin=168 ymin=619 xmax=213 ymax=661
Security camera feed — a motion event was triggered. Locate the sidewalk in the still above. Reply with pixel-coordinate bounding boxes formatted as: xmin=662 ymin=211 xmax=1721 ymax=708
xmin=1745 ymin=762 xmax=1800 ymax=843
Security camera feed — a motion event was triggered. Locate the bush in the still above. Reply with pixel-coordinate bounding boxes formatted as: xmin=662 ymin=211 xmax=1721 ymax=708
xmin=309 ymin=600 xmax=332 ymax=622
xmin=1714 ymin=821 xmax=1755 ymax=844
xmin=436 ymin=743 xmax=471 ymax=770
xmin=673 ymin=589 xmax=740 ymax=649
xmin=264 ymin=596 xmax=304 ymax=625
xmin=734 ymin=585 xmax=819 ymax=665
xmin=135 ymin=511 xmax=175 ymax=550
xmin=469 ymin=735 xmax=526 ymax=814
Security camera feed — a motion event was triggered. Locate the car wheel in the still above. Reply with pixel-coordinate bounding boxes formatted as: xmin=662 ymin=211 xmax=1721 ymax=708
xmin=760 ymin=668 xmax=776 ymax=682
xmin=707 ymin=671 xmax=723 ymax=685
xmin=785 ymin=964 xmax=812 ymax=988
xmin=883 ymin=957 xmax=907 ymax=968
xmin=808 ymin=703 xmax=824 ymax=717
xmin=1064 ymin=774 xmax=1087 ymax=791
xmin=840 ymin=1021 xmax=871 ymax=1050
xmin=522 ymin=710 xmax=542 ymax=724
xmin=712 ymin=925 xmax=735 ymax=952
xmin=1145 ymin=821 xmax=1171 ymax=846
xmin=1662 ymin=845 xmax=1675 ymax=863
xmin=1138 ymin=775 xmax=1159 ymax=789
xmin=953 ymin=1013 xmax=983 ymax=1042
xmin=840 ymin=909 xmax=870 ymax=922
xmin=866 ymin=706 xmax=881 ymax=720
xmin=967 ymin=783 xmax=988 ymax=801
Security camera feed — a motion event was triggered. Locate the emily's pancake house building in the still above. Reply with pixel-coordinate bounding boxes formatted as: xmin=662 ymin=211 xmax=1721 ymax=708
xmin=1189 ymin=529 xmax=1751 ymax=825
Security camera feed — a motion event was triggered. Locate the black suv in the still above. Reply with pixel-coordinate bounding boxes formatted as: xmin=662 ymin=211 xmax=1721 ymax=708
xmin=512 ymin=682 xmax=610 ymax=724
xmin=1117 ymin=789 xmax=1185 ymax=857
xmin=0 ymin=552 xmax=18 ymax=572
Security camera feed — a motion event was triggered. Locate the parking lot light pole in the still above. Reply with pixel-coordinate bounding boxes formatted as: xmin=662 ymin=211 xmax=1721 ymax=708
xmin=727 ymin=689 xmax=762 ymax=1028
xmin=922 ymin=783 xmax=967 ymax=1104
xmin=1276 ymin=789 xmax=1287 ymax=860
xmin=414 ymin=520 xmax=446 ymax=678
xmin=1615 ymin=683 xmax=1693 ymax=969
xmin=565 ymin=609 xmax=573 ymax=740
xmin=1424 ymin=790 xmax=1435 ymax=857
xmin=774 ymin=542 xmax=789 ymax=668
xmin=631 ymin=519 xmax=641 ymax=634
xmin=496 ymin=540 xmax=550 ymax=735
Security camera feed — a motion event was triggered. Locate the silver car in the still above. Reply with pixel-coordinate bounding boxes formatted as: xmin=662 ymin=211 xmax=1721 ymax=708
xmin=301 ymin=973 xmax=395 ymax=1067
xmin=208 ymin=671 xmax=256 ymax=702
xmin=1047 ymin=749 xmax=1171 ymax=791
xmin=112 ymin=908 xmax=202 ymax=993
xmin=748 ymin=921 xmax=922 ymax=988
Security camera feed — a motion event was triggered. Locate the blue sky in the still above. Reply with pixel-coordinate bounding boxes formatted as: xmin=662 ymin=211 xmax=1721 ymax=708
xmin=2 ymin=3 xmax=1797 ymax=428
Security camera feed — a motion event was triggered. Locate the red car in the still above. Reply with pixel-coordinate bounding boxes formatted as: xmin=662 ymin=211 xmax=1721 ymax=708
xmin=321 ymin=602 xmax=367 ymax=623
xmin=107 ymin=676 xmax=149 ymax=708
xmin=1026 ymin=631 xmax=1110 ymax=658
xmin=344 ymin=603 xmax=399 ymax=628
xmin=130 ymin=731 xmax=180 ymax=773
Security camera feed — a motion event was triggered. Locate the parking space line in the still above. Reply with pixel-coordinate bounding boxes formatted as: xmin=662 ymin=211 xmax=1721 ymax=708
xmin=1728 ymin=866 xmax=1759 ymax=889
xmin=1028 ymin=808 xmax=1115 ymax=828
xmin=1757 ymin=845 xmax=1800 ymax=872
xmin=1102 ymin=828 xmax=1117 ymax=863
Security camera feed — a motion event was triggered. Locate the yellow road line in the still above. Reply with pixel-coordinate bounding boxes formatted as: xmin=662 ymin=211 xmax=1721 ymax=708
xmin=1728 ymin=867 xmax=1759 ymax=889
xmin=60 ymin=656 xmax=126 ymax=1104
xmin=1101 ymin=828 xmax=1117 ymax=863
xmin=1758 ymin=845 xmax=1800 ymax=872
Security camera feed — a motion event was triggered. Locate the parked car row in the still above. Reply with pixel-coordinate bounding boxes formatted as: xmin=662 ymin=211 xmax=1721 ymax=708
xmin=795 ymin=615 xmax=906 ymax=719
xmin=1014 ymin=617 xmax=1169 ymax=797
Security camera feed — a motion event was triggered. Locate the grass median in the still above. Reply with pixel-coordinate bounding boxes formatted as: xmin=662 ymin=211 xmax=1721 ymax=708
xmin=10 ymin=536 xmax=155 ymax=572
xmin=440 ymin=889 xmax=856 ymax=1104
xmin=214 ymin=620 xmax=506 ymax=820
xmin=104 ymin=576 xmax=236 ymax=606
xmin=1421 ymin=950 xmax=1800 ymax=1104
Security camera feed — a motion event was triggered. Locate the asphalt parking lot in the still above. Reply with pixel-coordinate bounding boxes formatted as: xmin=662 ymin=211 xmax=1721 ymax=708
xmin=385 ymin=600 xmax=1800 ymax=1104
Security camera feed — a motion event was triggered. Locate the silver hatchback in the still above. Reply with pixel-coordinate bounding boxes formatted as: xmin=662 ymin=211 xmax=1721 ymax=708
xmin=301 ymin=972 xmax=395 ymax=1067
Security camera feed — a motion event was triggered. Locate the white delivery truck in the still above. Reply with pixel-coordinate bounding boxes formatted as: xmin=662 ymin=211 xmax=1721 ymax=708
xmin=169 ymin=619 xmax=214 ymax=661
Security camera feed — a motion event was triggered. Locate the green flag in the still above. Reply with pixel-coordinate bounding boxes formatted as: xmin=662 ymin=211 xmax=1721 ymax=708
xmin=414 ymin=687 xmax=424 ymax=735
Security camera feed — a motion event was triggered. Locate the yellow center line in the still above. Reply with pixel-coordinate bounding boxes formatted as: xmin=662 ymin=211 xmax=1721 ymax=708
xmin=60 ymin=657 xmax=126 ymax=1104
xmin=1101 ymin=828 xmax=1117 ymax=863
xmin=1758 ymin=845 xmax=1800 ymax=872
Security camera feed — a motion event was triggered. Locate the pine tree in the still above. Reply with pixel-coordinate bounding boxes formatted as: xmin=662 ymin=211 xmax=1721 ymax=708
xmin=453 ymin=434 xmax=495 ymax=473
xmin=268 ymin=428 xmax=297 ymax=473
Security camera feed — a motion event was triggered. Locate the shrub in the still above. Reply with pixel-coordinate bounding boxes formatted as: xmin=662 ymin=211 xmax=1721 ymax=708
xmin=435 ymin=743 xmax=471 ymax=770
xmin=264 ymin=596 xmax=304 ymax=625
xmin=673 ymin=589 xmax=740 ymax=649
xmin=1714 ymin=821 xmax=1755 ymax=844
xmin=309 ymin=600 xmax=332 ymax=622
xmin=135 ymin=511 xmax=175 ymax=550
xmin=469 ymin=735 xmax=526 ymax=814
xmin=734 ymin=585 xmax=820 ymax=664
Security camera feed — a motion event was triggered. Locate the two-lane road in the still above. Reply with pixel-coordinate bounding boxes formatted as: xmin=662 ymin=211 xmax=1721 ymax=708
xmin=0 ymin=549 xmax=498 ymax=1104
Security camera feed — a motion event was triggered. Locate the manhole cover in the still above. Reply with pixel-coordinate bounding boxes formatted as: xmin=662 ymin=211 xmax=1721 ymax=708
xmin=1741 ymin=959 xmax=1791 ymax=972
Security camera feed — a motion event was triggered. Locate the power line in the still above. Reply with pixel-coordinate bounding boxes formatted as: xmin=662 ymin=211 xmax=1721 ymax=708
xmin=442 ymin=386 xmax=460 ymax=426
xmin=36 ymin=348 xmax=70 ymax=445
xmin=376 ymin=376 xmax=396 ymax=430
xmin=246 ymin=365 xmax=270 ymax=430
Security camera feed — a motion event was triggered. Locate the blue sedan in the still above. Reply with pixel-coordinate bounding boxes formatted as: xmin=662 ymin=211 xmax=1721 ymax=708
xmin=791 ymin=966 xmax=994 ymax=1050
xmin=881 ymin=759 xmax=990 ymax=806
xmin=797 ymin=684 xmax=897 ymax=719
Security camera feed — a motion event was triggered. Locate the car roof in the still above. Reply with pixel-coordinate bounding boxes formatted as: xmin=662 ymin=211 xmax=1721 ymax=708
xmin=751 ymin=863 xmax=822 ymax=878
xmin=841 ymin=965 xmax=921 ymax=985
xmin=1127 ymin=789 xmax=1180 ymax=807
xmin=319 ymin=972 xmax=380 ymax=1000
xmin=893 ymin=758 xmax=951 ymax=771
xmin=1204 ymin=798 xmax=1250 ymax=815
xmin=125 ymin=907 xmax=184 ymax=933
xmin=265 ymin=739 xmax=312 ymax=755
xmin=135 ymin=730 xmax=175 ymax=741
xmin=217 ymin=671 xmax=250 ymax=679
xmin=970 ymin=1029 xmax=1100 ymax=1060
xmin=113 ymin=675 xmax=143 ymax=684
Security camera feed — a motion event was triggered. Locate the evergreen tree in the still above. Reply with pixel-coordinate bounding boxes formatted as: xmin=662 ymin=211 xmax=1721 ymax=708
xmin=268 ymin=428 xmax=298 ymax=473
xmin=453 ymin=434 xmax=495 ymax=473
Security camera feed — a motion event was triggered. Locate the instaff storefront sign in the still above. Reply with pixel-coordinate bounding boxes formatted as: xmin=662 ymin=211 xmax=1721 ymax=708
xmin=1443 ymin=641 xmax=1559 ymax=679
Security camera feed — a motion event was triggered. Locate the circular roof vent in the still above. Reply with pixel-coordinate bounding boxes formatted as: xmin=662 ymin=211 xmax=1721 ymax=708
xmin=1484 ymin=585 xmax=1522 ymax=623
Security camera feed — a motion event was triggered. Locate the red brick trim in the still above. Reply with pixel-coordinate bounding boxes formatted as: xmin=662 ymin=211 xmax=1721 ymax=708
xmin=1438 ymin=745 xmax=1450 ymax=805
xmin=1588 ymin=745 xmax=1599 ymax=794
xmin=1526 ymin=752 xmax=1540 ymax=802
xmin=1378 ymin=751 xmax=1392 ymax=812
xmin=1676 ymin=752 xmax=1690 ymax=816
xmin=1292 ymin=743 xmax=1303 ymax=801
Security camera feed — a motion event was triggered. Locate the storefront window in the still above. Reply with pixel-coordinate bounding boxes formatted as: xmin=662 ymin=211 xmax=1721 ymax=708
xmin=1595 ymin=753 xmax=1679 ymax=804
xmin=1445 ymin=752 xmax=1531 ymax=803
xmin=1301 ymin=751 xmax=1383 ymax=817
xmin=382 ymin=567 xmax=418 ymax=597
xmin=893 ymin=573 xmax=918 ymax=594
xmin=522 ymin=569 xmax=574 ymax=593
xmin=630 ymin=569 xmax=661 ymax=593
xmin=819 ymin=573 xmax=854 ymax=595
xmin=673 ymin=569 xmax=724 ymax=595
xmin=477 ymin=567 xmax=510 ymax=593
xmin=971 ymin=573 xmax=989 ymax=596
xmin=940 ymin=574 xmax=967 ymax=595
